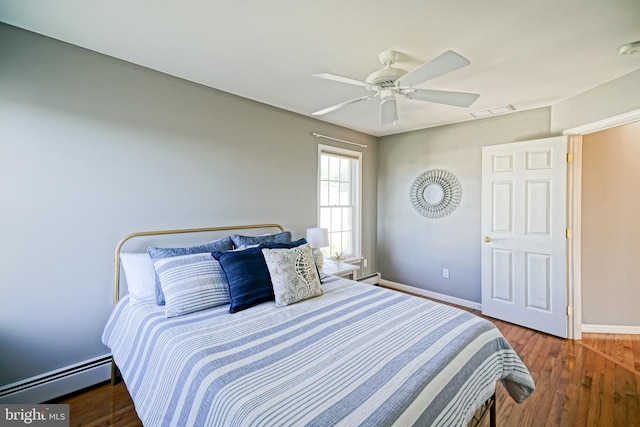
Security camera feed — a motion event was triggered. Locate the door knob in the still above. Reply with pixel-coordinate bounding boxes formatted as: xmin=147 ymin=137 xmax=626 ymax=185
xmin=484 ymin=236 xmax=492 ymax=242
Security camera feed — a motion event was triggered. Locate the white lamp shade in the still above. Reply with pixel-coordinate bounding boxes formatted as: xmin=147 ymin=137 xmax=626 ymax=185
xmin=306 ymin=227 xmax=329 ymax=248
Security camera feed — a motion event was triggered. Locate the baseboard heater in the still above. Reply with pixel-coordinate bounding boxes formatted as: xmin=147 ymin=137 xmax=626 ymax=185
xmin=0 ymin=354 xmax=112 ymax=404
xmin=357 ymin=272 xmax=381 ymax=285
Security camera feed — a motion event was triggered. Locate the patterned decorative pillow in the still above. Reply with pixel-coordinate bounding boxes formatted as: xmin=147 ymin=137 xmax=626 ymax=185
xmin=153 ymin=253 xmax=230 ymax=318
xmin=260 ymin=238 xmax=326 ymax=282
xmin=148 ymin=236 xmax=234 ymax=305
xmin=230 ymin=231 xmax=292 ymax=248
xmin=262 ymin=244 xmax=323 ymax=307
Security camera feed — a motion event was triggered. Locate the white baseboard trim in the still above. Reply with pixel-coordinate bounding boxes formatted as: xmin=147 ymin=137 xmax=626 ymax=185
xmin=380 ymin=279 xmax=482 ymax=311
xmin=0 ymin=354 xmax=112 ymax=404
xmin=581 ymin=324 xmax=640 ymax=335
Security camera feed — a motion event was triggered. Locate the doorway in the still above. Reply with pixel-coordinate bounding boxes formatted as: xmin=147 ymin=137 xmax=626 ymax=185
xmin=565 ymin=109 xmax=640 ymax=339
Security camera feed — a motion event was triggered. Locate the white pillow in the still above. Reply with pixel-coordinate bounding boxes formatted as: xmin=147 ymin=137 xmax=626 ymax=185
xmin=261 ymin=244 xmax=323 ymax=307
xmin=120 ymin=252 xmax=156 ymax=304
xmin=153 ymin=253 xmax=230 ymax=318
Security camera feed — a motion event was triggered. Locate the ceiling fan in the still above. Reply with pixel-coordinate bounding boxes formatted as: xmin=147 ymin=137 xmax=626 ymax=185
xmin=312 ymin=50 xmax=480 ymax=125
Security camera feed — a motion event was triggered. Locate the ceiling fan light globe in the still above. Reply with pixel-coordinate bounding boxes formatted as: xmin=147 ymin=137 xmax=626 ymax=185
xmin=380 ymin=88 xmax=396 ymax=101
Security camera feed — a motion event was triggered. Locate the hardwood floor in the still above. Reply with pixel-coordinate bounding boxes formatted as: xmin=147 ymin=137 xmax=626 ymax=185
xmin=478 ymin=319 xmax=640 ymax=427
xmin=54 ymin=305 xmax=640 ymax=426
xmin=54 ymin=379 xmax=141 ymax=427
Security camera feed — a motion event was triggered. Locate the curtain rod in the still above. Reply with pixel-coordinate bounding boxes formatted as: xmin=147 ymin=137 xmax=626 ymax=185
xmin=312 ymin=132 xmax=368 ymax=148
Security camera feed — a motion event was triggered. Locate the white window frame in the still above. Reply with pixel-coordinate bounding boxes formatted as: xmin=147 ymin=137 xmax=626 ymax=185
xmin=317 ymin=144 xmax=362 ymax=261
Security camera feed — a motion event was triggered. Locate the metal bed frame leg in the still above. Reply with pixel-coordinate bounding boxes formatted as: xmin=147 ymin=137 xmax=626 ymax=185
xmin=490 ymin=392 xmax=496 ymax=427
xmin=470 ymin=392 xmax=496 ymax=427
xmin=110 ymin=359 xmax=120 ymax=385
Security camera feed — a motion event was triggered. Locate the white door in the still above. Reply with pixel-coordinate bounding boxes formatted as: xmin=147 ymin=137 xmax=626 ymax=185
xmin=481 ymin=137 xmax=568 ymax=338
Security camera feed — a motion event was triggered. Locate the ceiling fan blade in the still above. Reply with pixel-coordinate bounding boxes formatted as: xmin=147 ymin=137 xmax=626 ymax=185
xmin=312 ymin=95 xmax=374 ymax=116
xmin=380 ymin=98 xmax=398 ymax=125
xmin=313 ymin=73 xmax=369 ymax=87
xmin=404 ymin=88 xmax=480 ymax=107
xmin=397 ymin=50 xmax=471 ymax=88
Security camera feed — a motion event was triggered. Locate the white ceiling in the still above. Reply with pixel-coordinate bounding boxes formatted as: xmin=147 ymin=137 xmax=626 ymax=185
xmin=2 ymin=0 xmax=640 ymax=136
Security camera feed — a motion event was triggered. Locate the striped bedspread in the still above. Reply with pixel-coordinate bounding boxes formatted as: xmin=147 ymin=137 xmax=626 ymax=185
xmin=102 ymin=277 xmax=534 ymax=426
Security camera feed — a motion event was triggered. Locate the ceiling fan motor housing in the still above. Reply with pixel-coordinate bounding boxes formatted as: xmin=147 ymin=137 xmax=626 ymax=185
xmin=366 ymin=49 xmax=407 ymax=86
xmin=366 ymin=67 xmax=407 ymax=86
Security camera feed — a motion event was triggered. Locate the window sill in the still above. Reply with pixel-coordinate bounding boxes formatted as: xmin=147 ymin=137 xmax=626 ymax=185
xmin=324 ymin=256 xmax=363 ymax=264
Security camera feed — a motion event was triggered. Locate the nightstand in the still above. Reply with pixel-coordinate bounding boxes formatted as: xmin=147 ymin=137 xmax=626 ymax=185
xmin=319 ymin=260 xmax=360 ymax=280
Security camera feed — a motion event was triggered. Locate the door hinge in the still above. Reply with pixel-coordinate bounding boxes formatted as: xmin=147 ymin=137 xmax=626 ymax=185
xmin=566 ymin=153 xmax=573 ymax=163
xmin=566 ymin=306 xmax=573 ymax=316
xmin=566 ymin=228 xmax=572 ymax=239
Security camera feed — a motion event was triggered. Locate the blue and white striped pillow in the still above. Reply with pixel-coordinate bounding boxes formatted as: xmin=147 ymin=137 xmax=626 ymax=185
xmin=153 ymin=253 xmax=230 ymax=318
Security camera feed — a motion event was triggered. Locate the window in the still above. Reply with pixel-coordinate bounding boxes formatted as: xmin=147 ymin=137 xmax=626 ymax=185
xmin=318 ymin=144 xmax=361 ymax=260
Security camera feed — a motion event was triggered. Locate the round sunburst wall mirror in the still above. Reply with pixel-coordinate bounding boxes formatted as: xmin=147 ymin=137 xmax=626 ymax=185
xmin=410 ymin=169 xmax=462 ymax=218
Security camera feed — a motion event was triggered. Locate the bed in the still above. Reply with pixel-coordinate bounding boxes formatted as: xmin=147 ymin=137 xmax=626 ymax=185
xmin=102 ymin=224 xmax=535 ymax=426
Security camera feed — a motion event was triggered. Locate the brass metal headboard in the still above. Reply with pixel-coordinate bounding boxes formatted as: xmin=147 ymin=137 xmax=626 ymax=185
xmin=113 ymin=223 xmax=285 ymax=305
xmin=111 ymin=223 xmax=285 ymax=385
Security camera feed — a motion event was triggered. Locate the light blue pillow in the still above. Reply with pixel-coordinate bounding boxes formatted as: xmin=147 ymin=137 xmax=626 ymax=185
xmin=148 ymin=236 xmax=234 ymax=305
xmin=153 ymin=253 xmax=230 ymax=318
xmin=230 ymin=231 xmax=292 ymax=248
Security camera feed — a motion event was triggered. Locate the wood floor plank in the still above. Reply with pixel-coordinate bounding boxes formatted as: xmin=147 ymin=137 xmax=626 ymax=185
xmin=600 ymin=358 xmax=616 ymax=426
xmin=536 ymin=340 xmax=565 ymax=427
xmin=616 ymin=364 xmax=633 ymax=427
xmin=586 ymin=348 xmax=605 ymax=426
xmin=546 ymin=344 xmax=571 ymax=426
xmin=632 ymin=335 xmax=640 ymax=372
xmin=567 ymin=343 xmax=582 ymax=424
xmin=630 ymin=367 xmax=640 ymax=426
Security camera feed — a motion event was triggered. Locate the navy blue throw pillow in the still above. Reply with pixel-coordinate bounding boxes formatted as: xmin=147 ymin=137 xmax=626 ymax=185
xmin=230 ymin=231 xmax=292 ymax=248
xmin=259 ymin=238 xmax=307 ymax=249
xmin=212 ymin=247 xmax=274 ymax=313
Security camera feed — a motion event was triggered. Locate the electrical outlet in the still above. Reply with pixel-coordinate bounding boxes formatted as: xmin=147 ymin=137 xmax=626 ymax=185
xmin=363 ymin=259 xmax=368 ymax=268
xmin=442 ymin=268 xmax=450 ymax=279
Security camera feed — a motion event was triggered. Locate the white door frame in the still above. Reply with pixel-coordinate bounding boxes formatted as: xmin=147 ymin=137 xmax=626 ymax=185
xmin=564 ymin=108 xmax=640 ymax=340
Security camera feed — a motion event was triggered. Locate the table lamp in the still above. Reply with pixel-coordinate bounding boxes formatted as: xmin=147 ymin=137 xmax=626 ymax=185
xmin=306 ymin=227 xmax=329 ymax=268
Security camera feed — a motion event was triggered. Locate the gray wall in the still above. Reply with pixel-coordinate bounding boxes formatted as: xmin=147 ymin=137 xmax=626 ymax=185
xmin=377 ymin=67 xmax=640 ymax=324
xmin=551 ymin=69 xmax=640 ymax=133
xmin=377 ymin=108 xmax=553 ymax=303
xmin=0 ymin=23 xmax=378 ymax=387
